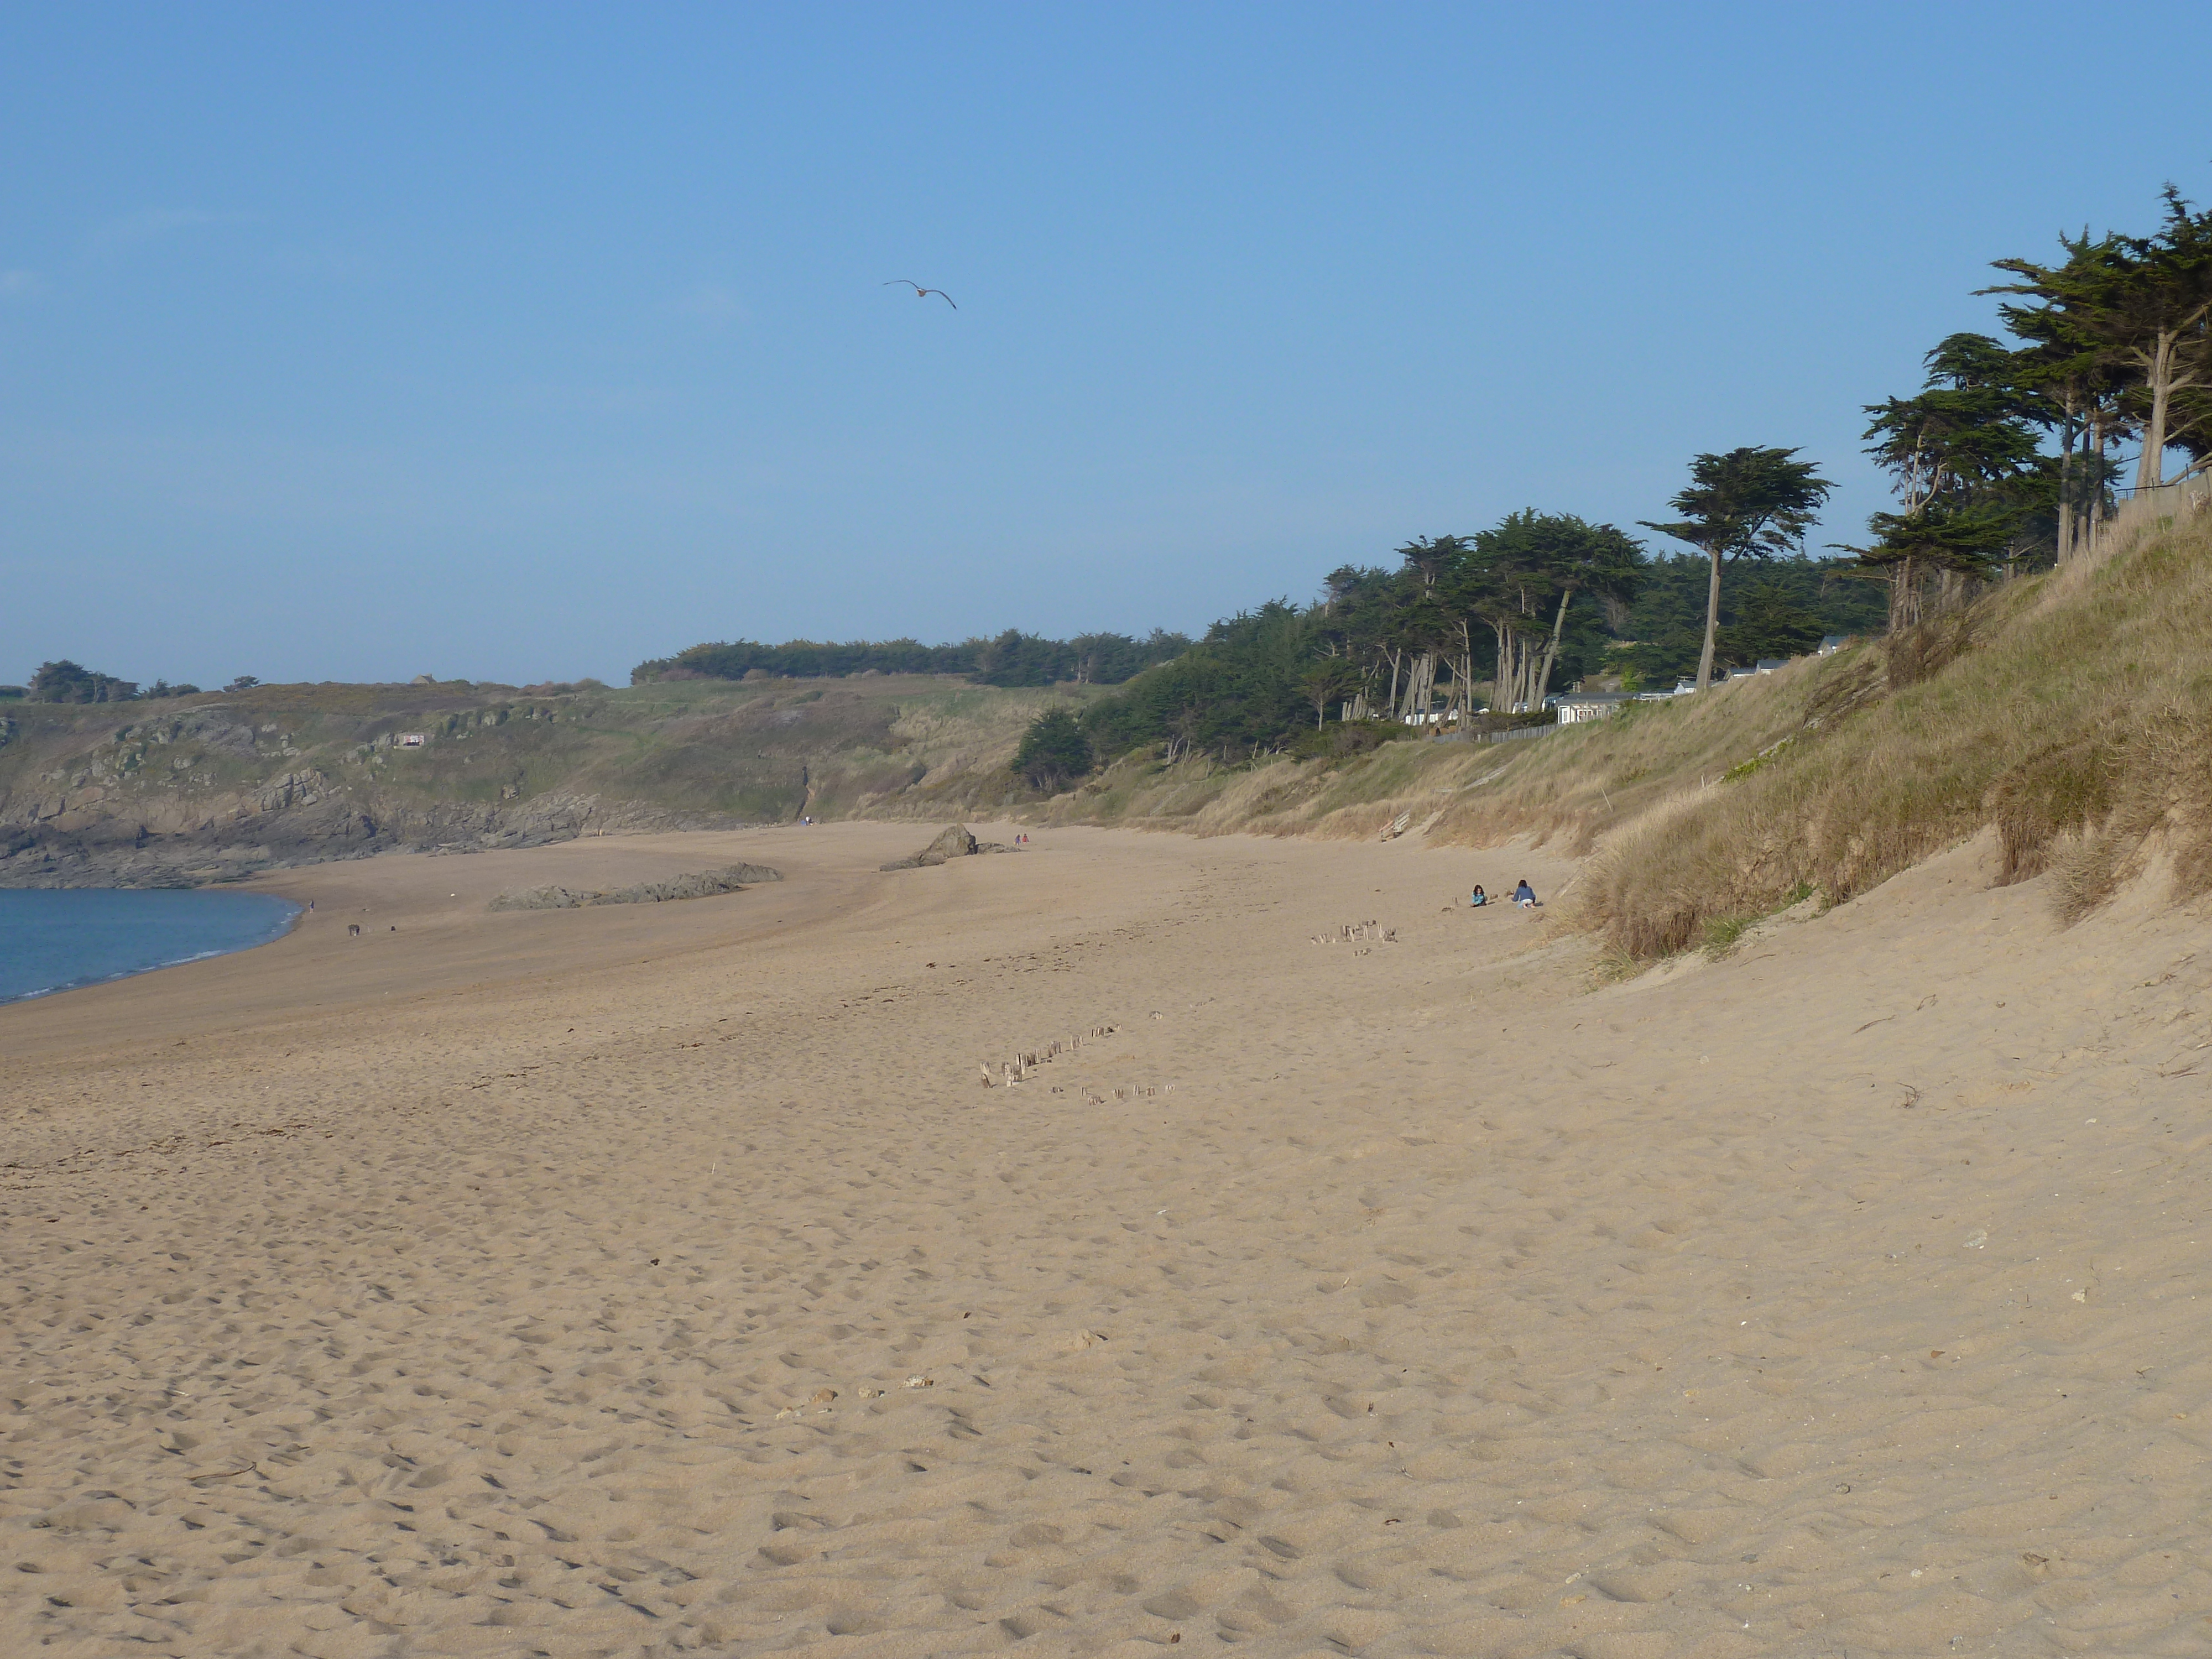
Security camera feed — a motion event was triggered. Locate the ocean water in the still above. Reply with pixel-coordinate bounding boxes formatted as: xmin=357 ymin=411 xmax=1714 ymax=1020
xmin=0 ymin=889 xmax=301 ymax=1005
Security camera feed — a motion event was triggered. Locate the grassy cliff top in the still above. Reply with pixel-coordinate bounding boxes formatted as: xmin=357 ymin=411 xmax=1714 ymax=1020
xmin=0 ymin=674 xmax=1107 ymax=831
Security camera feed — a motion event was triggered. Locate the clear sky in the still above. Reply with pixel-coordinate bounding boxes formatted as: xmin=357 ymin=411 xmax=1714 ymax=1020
xmin=4 ymin=3 xmax=2206 ymax=688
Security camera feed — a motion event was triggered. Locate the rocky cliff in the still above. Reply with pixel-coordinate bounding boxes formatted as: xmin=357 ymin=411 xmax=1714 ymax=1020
xmin=0 ymin=677 xmax=1088 ymax=887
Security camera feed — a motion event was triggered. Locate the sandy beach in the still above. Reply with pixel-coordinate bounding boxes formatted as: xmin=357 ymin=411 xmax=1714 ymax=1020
xmin=4 ymin=822 xmax=2210 ymax=1657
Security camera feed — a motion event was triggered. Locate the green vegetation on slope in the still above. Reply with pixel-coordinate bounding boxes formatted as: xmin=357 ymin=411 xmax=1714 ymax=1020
xmin=0 ymin=675 xmax=1098 ymax=885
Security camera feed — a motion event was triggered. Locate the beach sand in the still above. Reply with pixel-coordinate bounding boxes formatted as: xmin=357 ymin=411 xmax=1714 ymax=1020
xmin=4 ymin=821 xmax=2210 ymax=1657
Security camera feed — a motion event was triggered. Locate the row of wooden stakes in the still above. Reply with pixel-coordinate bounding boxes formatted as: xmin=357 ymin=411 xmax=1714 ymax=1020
xmin=979 ymin=1024 xmax=1119 ymax=1088
xmin=1079 ymin=1083 xmax=1172 ymax=1104
xmin=1313 ymin=920 xmax=1397 ymax=943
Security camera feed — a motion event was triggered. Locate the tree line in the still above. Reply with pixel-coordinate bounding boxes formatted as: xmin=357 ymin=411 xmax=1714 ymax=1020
xmin=1061 ymin=499 xmax=1875 ymax=770
xmin=632 ymin=627 xmax=1193 ymax=688
xmin=9 ymin=661 xmax=235 ymax=703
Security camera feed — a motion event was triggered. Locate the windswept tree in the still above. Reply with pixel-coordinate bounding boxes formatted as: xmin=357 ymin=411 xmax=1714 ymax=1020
xmin=1456 ymin=512 xmax=1643 ymax=710
xmin=1383 ymin=535 xmax=1471 ymax=722
xmin=1849 ymin=505 xmax=2021 ymax=630
xmin=28 ymin=660 xmax=138 ymax=703
xmin=1298 ymin=658 xmax=1360 ymax=728
xmin=1013 ymin=707 xmax=1094 ymax=791
xmin=1714 ymin=577 xmax=1827 ymax=667
xmin=1525 ymin=517 xmax=1644 ymax=707
xmin=1987 ymin=189 xmax=2212 ymax=492
xmin=1990 ymin=242 xmax=2136 ymax=561
xmin=1861 ymin=334 xmax=2044 ymax=513
xmin=1849 ymin=333 xmax=2049 ymax=619
xmin=1313 ymin=564 xmax=1398 ymax=718
xmin=1641 ymin=448 xmax=1834 ymax=692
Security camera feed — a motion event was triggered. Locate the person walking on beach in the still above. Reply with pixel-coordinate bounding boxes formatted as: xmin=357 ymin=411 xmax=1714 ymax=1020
xmin=1514 ymin=879 xmax=1538 ymax=908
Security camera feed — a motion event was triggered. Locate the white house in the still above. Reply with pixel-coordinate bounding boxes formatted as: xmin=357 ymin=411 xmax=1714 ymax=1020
xmin=1555 ymin=692 xmax=1636 ymax=724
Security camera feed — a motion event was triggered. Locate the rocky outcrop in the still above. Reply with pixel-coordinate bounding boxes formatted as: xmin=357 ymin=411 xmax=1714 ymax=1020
xmin=488 ymin=864 xmax=782 ymax=911
xmin=0 ymin=789 xmax=750 ymax=890
xmin=879 ymin=825 xmax=1018 ymax=871
xmin=0 ymin=676 xmax=1052 ymax=888
xmin=881 ymin=825 xmax=978 ymax=869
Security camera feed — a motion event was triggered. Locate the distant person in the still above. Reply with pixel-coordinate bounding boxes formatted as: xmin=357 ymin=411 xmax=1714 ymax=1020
xmin=1514 ymin=879 xmax=1538 ymax=908
xmin=1469 ymin=885 xmax=1488 ymax=907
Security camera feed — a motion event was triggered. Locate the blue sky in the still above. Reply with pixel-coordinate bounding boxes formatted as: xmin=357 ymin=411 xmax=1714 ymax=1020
xmin=3 ymin=3 xmax=2206 ymax=688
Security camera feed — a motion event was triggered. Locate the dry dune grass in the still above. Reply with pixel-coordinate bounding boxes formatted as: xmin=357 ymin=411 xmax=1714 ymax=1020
xmin=1571 ymin=512 xmax=2212 ymax=956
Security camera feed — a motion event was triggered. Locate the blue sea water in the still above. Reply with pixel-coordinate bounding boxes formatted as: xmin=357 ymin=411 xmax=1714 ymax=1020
xmin=0 ymin=889 xmax=301 ymax=1005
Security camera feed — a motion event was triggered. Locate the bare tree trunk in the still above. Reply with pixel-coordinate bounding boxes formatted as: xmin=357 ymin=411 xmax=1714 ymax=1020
xmin=1694 ymin=546 xmax=1722 ymax=692
xmin=1397 ymin=653 xmax=1428 ymax=723
xmin=2057 ymin=404 xmax=2076 ymax=564
xmin=2138 ymin=333 xmax=2172 ymax=491
xmin=2088 ymin=409 xmax=2105 ymax=553
xmin=1533 ymin=586 xmax=1573 ymax=709
xmin=1452 ymin=622 xmax=1473 ymax=723
xmin=1888 ymin=556 xmax=1918 ymax=633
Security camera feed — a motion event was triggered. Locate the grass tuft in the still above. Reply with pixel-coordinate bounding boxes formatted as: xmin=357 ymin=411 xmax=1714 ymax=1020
xmin=1700 ymin=915 xmax=1755 ymax=957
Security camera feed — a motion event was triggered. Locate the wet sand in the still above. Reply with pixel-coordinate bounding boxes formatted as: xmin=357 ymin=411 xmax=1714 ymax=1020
xmin=4 ymin=821 xmax=2210 ymax=1657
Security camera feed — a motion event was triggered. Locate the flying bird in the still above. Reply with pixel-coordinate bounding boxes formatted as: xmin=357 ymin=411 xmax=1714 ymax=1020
xmin=883 ymin=279 xmax=957 ymax=309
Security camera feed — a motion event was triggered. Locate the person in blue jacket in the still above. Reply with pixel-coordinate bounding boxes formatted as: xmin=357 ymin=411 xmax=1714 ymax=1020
xmin=1469 ymin=884 xmax=1488 ymax=906
xmin=1514 ymin=879 xmax=1538 ymax=908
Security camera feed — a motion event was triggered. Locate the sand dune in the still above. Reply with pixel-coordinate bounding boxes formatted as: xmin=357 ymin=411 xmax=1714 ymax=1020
xmin=4 ymin=822 xmax=2210 ymax=1656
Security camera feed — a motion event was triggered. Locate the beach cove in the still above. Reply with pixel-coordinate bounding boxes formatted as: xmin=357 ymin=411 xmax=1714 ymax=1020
xmin=3 ymin=821 xmax=2209 ymax=1656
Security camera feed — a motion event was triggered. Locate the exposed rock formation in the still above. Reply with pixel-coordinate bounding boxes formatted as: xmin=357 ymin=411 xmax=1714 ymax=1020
xmin=0 ymin=678 xmax=1056 ymax=888
xmin=0 ymin=791 xmax=745 ymax=890
xmin=879 ymin=825 xmax=1017 ymax=871
xmin=488 ymin=864 xmax=782 ymax=911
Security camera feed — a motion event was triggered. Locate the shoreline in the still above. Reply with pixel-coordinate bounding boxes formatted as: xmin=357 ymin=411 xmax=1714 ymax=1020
xmin=0 ymin=888 xmax=302 ymax=1009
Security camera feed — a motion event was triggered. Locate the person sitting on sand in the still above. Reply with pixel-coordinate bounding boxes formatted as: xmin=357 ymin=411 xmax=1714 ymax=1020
xmin=1469 ymin=885 xmax=1488 ymax=906
xmin=1514 ymin=879 xmax=1538 ymax=908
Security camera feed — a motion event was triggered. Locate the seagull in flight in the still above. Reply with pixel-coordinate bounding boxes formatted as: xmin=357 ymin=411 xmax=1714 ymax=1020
xmin=883 ymin=279 xmax=957 ymax=309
